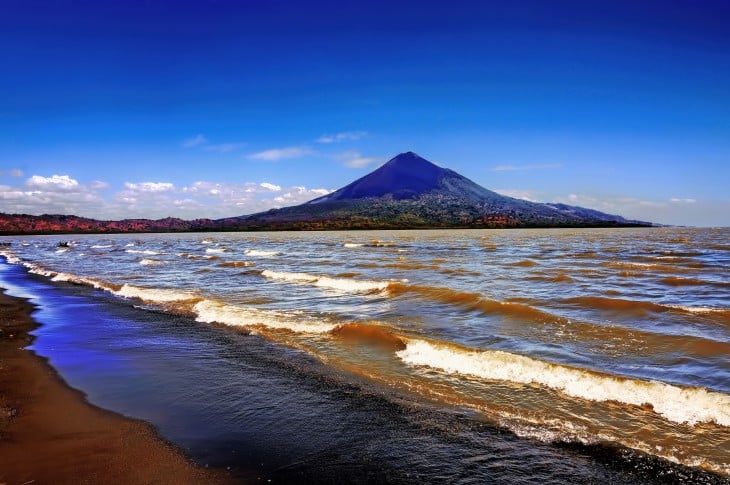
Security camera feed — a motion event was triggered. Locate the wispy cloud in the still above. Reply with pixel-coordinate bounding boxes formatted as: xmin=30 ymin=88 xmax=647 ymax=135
xmin=490 ymin=163 xmax=563 ymax=172
xmin=203 ymin=142 xmax=247 ymax=153
xmin=670 ymin=197 xmax=696 ymax=204
xmin=248 ymin=146 xmax=312 ymax=161
xmin=182 ymin=134 xmax=208 ymax=148
xmin=492 ymin=189 xmax=541 ymax=202
xmin=90 ymin=180 xmax=110 ymax=190
xmin=557 ymin=193 xmax=666 ymax=211
xmin=336 ymin=151 xmax=381 ymax=169
xmin=183 ymin=135 xmax=246 ymax=153
xmin=0 ymin=169 xmax=24 ymax=177
xmin=317 ymin=131 xmax=367 ymax=144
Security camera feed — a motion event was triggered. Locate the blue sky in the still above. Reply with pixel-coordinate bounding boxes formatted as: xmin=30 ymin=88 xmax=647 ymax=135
xmin=1 ymin=0 xmax=728 ymax=225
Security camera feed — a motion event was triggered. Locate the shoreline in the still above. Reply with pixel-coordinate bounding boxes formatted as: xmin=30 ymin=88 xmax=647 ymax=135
xmin=0 ymin=287 xmax=232 ymax=484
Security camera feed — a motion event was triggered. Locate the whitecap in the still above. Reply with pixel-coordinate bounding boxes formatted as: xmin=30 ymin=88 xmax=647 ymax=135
xmin=396 ymin=339 xmax=730 ymax=427
xmin=261 ymin=269 xmax=391 ymax=293
xmin=126 ymin=249 xmax=162 ymax=255
xmin=244 ymin=249 xmax=279 ymax=257
xmin=193 ymin=300 xmax=336 ymax=334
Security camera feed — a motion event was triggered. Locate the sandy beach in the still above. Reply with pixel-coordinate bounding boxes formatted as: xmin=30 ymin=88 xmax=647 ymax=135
xmin=0 ymin=288 xmax=232 ymax=484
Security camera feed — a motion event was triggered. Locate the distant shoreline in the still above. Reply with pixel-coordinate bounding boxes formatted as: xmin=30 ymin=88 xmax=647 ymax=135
xmin=0 ymin=220 xmax=655 ymax=237
xmin=0 ymin=286 xmax=232 ymax=484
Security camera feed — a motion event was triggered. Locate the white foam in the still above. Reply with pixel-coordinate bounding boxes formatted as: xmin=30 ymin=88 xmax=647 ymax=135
xmin=125 ymin=242 xmax=135 ymax=247
xmin=244 ymin=249 xmax=279 ymax=257
xmin=0 ymin=249 xmax=22 ymax=265
xmin=55 ymin=248 xmax=69 ymax=254
xmin=91 ymin=244 xmax=113 ymax=249
xmin=205 ymin=248 xmax=226 ymax=254
xmin=193 ymin=300 xmax=336 ymax=334
xmin=49 ymin=272 xmax=112 ymax=291
xmin=396 ymin=340 xmax=730 ymax=427
xmin=139 ymin=259 xmax=163 ymax=266
xmin=115 ymin=284 xmax=199 ymax=303
xmin=344 ymin=243 xmax=364 ymax=248
xmin=668 ymin=304 xmax=729 ymax=314
xmin=261 ymin=269 xmax=391 ymax=293
xmin=126 ymin=249 xmax=161 ymax=255
xmin=201 ymin=239 xmax=213 ymax=244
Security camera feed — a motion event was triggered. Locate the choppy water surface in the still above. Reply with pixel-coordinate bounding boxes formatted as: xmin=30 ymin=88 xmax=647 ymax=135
xmin=2 ymin=227 xmax=729 ymax=481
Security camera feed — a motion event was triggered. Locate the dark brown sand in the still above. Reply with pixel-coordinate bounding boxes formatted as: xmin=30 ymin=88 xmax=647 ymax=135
xmin=0 ymin=288 xmax=233 ymax=484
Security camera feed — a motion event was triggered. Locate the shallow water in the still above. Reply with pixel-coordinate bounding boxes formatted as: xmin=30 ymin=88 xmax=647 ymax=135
xmin=1 ymin=227 xmax=729 ymax=482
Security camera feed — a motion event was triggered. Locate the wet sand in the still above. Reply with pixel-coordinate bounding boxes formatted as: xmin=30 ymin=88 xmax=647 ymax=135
xmin=0 ymin=288 xmax=232 ymax=484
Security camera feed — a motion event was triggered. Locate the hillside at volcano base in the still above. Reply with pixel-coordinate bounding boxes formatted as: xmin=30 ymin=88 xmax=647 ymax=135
xmin=0 ymin=152 xmax=649 ymax=234
xmin=224 ymin=152 xmax=648 ymax=230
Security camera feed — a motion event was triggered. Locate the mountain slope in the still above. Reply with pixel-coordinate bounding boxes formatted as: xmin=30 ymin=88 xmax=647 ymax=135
xmin=0 ymin=152 xmax=650 ymax=234
xmin=230 ymin=152 xmax=647 ymax=230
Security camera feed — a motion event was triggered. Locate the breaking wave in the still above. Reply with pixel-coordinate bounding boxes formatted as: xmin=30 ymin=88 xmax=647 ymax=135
xmin=193 ymin=299 xmax=337 ymax=334
xmin=396 ymin=339 xmax=730 ymax=427
xmin=261 ymin=269 xmax=392 ymax=293
xmin=602 ymin=261 xmax=694 ymax=274
xmin=114 ymin=284 xmax=200 ymax=303
xmin=244 ymin=249 xmax=279 ymax=257
xmin=330 ymin=322 xmax=406 ymax=352
xmin=126 ymin=249 xmax=162 ymax=255
xmin=0 ymin=249 xmax=22 ymax=265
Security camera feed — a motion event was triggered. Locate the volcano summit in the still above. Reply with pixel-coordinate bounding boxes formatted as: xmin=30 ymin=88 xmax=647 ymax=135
xmin=226 ymin=152 xmax=649 ymax=230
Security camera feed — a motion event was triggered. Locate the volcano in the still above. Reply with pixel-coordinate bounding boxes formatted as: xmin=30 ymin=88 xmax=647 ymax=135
xmin=225 ymin=152 xmax=649 ymax=230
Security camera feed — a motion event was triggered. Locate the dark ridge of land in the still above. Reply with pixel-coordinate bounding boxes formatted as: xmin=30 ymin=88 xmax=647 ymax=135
xmin=0 ymin=288 xmax=233 ymax=484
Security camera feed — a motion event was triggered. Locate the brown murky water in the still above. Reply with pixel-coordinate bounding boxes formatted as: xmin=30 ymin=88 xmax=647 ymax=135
xmin=2 ymin=227 xmax=729 ymax=479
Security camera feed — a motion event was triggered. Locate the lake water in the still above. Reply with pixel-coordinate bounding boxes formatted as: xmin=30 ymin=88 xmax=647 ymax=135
xmin=1 ymin=227 xmax=728 ymax=483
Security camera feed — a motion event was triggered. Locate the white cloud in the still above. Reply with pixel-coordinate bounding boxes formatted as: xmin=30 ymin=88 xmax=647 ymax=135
xmin=1 ymin=174 xmax=103 ymax=216
xmin=248 ymin=146 xmax=312 ymax=161
xmin=490 ymin=163 xmax=563 ymax=172
xmin=259 ymin=182 xmax=282 ymax=191
xmin=317 ymin=131 xmax=367 ymax=143
xmin=183 ymin=134 xmax=208 ymax=148
xmin=124 ymin=182 xmax=175 ymax=193
xmin=670 ymin=198 xmax=696 ymax=204
xmin=336 ymin=151 xmax=381 ymax=169
xmin=0 ymin=168 xmax=319 ymax=219
xmin=271 ymin=186 xmax=331 ymax=206
xmin=26 ymin=174 xmax=79 ymax=190
xmin=493 ymin=189 xmax=540 ymax=202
